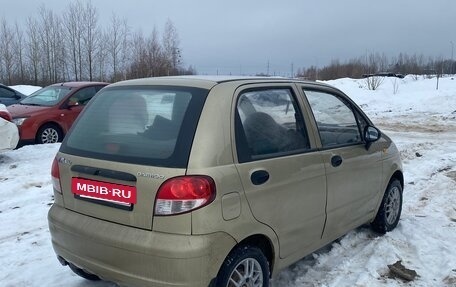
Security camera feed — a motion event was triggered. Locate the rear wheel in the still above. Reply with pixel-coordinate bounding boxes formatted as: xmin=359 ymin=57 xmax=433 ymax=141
xmin=216 ymin=245 xmax=270 ymax=287
xmin=68 ymin=263 xmax=100 ymax=281
xmin=371 ymin=179 xmax=403 ymax=234
xmin=36 ymin=123 xmax=62 ymax=144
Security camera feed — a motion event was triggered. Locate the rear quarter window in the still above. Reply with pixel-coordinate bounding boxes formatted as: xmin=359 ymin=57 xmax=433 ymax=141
xmin=60 ymin=86 xmax=209 ymax=168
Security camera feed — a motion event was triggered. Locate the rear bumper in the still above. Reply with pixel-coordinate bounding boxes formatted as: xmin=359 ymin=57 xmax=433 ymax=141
xmin=48 ymin=204 xmax=236 ymax=287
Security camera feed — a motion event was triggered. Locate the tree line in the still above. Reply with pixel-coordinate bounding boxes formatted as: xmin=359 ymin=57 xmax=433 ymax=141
xmin=0 ymin=1 xmax=194 ymax=86
xmin=296 ymin=52 xmax=456 ymax=81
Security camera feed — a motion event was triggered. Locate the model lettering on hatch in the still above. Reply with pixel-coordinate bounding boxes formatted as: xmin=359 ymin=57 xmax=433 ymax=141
xmin=137 ymin=172 xmax=165 ymax=179
xmin=71 ymin=178 xmax=137 ymax=204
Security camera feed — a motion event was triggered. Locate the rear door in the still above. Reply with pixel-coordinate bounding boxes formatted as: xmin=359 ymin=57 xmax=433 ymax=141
xmin=300 ymin=87 xmax=383 ymax=239
xmin=58 ymin=85 xmax=209 ymax=230
xmin=59 ymin=86 xmax=104 ymax=132
xmin=234 ymin=84 xmax=327 ymax=259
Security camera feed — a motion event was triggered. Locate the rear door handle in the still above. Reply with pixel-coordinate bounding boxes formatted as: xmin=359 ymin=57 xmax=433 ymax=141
xmin=331 ymin=155 xmax=343 ymax=167
xmin=251 ymin=170 xmax=270 ymax=185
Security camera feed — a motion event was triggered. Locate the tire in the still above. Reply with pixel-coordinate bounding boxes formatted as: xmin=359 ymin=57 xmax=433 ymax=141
xmin=215 ymin=245 xmax=270 ymax=287
xmin=36 ymin=124 xmax=63 ymax=144
xmin=371 ymin=179 xmax=403 ymax=234
xmin=68 ymin=263 xmax=100 ymax=281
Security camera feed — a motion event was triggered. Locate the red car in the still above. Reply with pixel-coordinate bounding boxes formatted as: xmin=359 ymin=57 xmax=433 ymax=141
xmin=8 ymin=82 xmax=108 ymax=144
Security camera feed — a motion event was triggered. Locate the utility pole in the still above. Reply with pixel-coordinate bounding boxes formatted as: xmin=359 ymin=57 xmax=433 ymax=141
xmin=267 ymin=60 xmax=270 ymax=76
xmin=451 ymin=41 xmax=454 ymax=61
xmin=291 ymin=62 xmax=294 ymax=78
xmin=451 ymin=41 xmax=454 ymax=74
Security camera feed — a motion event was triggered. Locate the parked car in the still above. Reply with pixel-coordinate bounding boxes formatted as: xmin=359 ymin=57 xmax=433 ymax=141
xmin=0 ymin=84 xmax=27 ymax=106
xmin=362 ymin=72 xmax=405 ymax=79
xmin=7 ymin=82 xmax=108 ymax=144
xmin=0 ymin=104 xmax=19 ymax=151
xmin=48 ymin=76 xmax=403 ymax=287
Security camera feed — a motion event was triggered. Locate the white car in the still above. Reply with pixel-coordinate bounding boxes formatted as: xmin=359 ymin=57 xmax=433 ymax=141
xmin=0 ymin=104 xmax=19 ymax=151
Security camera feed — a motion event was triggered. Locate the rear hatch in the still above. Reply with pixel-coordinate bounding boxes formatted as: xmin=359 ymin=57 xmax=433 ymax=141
xmin=57 ymin=84 xmax=209 ymax=230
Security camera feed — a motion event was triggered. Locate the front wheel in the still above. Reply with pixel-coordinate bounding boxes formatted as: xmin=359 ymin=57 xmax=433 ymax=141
xmin=371 ymin=179 xmax=403 ymax=234
xmin=36 ymin=124 xmax=63 ymax=144
xmin=215 ymin=245 xmax=270 ymax=287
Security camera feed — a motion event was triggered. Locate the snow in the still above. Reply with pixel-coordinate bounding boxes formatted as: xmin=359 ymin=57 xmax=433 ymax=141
xmin=0 ymin=117 xmax=19 ymax=151
xmin=9 ymin=85 xmax=42 ymax=96
xmin=0 ymin=104 xmax=19 ymax=151
xmin=1 ymin=76 xmax=456 ymax=286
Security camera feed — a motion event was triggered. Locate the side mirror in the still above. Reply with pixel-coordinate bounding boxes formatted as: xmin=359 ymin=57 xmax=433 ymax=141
xmin=67 ymin=99 xmax=80 ymax=108
xmin=364 ymin=126 xmax=381 ymax=150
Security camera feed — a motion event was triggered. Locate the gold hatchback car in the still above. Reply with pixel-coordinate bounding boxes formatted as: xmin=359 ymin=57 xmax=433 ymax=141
xmin=48 ymin=76 xmax=403 ymax=287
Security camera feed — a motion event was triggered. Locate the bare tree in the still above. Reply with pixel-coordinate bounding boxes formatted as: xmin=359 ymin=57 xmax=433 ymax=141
xmin=38 ymin=5 xmax=65 ymax=84
xmin=391 ymin=78 xmax=400 ymax=94
xmin=129 ymin=30 xmax=147 ymax=78
xmin=13 ymin=22 xmax=26 ymax=83
xmin=64 ymin=1 xmax=84 ymax=80
xmin=162 ymin=19 xmax=181 ymax=75
xmin=26 ymin=17 xmax=41 ymax=85
xmin=434 ymin=57 xmax=445 ymax=90
xmin=364 ymin=76 xmax=384 ymax=90
xmin=106 ymin=14 xmax=130 ymax=81
xmin=2 ymin=5 xmax=190 ymax=85
xmin=148 ymin=26 xmax=166 ymax=76
xmin=0 ymin=19 xmax=16 ymax=84
xmin=95 ymin=32 xmax=109 ymax=81
xmin=81 ymin=1 xmax=100 ymax=81
xmin=363 ymin=52 xmax=384 ymax=90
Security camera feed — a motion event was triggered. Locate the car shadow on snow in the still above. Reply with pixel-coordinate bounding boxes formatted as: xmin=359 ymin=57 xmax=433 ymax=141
xmin=271 ymin=225 xmax=380 ymax=286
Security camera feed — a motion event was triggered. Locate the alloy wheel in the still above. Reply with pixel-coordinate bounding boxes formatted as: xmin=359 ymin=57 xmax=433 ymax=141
xmin=227 ymin=258 xmax=263 ymax=287
xmin=40 ymin=127 xmax=59 ymax=143
xmin=385 ymin=186 xmax=401 ymax=225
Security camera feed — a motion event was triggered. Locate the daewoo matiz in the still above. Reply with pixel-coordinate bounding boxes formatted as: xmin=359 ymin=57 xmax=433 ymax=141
xmin=48 ymin=76 xmax=403 ymax=287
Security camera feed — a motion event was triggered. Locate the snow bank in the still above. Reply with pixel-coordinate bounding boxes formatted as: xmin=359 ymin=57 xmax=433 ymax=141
xmin=9 ymin=85 xmax=42 ymax=96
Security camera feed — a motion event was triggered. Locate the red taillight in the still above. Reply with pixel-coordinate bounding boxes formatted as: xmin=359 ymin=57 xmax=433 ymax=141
xmin=0 ymin=111 xmax=12 ymax=122
xmin=51 ymin=157 xmax=62 ymax=193
xmin=154 ymin=176 xmax=216 ymax=216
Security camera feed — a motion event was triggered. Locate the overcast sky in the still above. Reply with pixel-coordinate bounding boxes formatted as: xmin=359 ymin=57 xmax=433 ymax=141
xmin=1 ymin=0 xmax=455 ymax=76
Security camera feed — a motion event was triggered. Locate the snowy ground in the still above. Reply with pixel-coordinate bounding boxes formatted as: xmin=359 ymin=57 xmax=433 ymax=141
xmin=1 ymin=76 xmax=455 ymax=286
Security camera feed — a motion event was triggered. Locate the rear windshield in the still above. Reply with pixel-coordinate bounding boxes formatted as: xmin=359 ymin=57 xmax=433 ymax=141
xmin=60 ymin=85 xmax=209 ymax=168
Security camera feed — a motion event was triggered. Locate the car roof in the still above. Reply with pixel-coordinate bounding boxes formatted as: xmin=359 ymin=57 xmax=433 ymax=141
xmin=108 ymin=76 xmax=333 ymax=90
xmin=0 ymin=83 xmax=27 ymax=96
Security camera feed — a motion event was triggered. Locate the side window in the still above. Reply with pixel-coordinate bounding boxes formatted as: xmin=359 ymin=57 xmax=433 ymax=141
xmin=236 ymin=88 xmax=310 ymax=162
xmin=69 ymin=87 xmax=97 ymax=106
xmin=304 ymin=89 xmax=362 ymax=148
xmin=0 ymin=87 xmax=15 ymax=98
